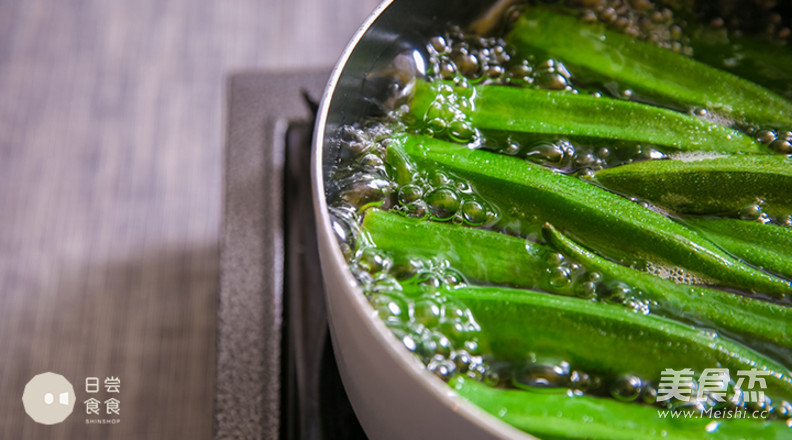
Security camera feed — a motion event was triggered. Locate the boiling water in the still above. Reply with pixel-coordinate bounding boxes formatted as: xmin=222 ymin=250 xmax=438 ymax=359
xmin=326 ymin=0 xmax=792 ymax=431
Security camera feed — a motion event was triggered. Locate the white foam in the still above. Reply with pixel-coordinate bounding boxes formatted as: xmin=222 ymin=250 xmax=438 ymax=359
xmin=668 ymin=152 xmax=729 ymax=162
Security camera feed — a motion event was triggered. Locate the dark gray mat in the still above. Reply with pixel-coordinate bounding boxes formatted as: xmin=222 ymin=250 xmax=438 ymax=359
xmin=216 ymin=70 xmax=330 ymax=440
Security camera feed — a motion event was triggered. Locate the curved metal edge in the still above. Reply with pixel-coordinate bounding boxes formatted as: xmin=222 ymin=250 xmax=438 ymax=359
xmin=310 ymin=1 xmax=537 ymax=438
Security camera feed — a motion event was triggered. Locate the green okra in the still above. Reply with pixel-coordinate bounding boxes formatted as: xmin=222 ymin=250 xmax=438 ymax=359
xmin=409 ymin=80 xmax=762 ymax=153
xmin=390 ymin=134 xmax=792 ymax=298
xmin=451 ymin=376 xmax=792 ymax=440
xmin=591 ymin=155 xmax=792 ymax=219
xmin=362 ymin=209 xmax=792 ymax=356
xmin=685 ymin=217 xmax=792 ymax=281
xmin=361 ymin=209 xmax=565 ymax=293
xmin=447 ymin=285 xmax=792 ymax=401
xmin=506 ymin=7 xmax=792 ymax=128
xmin=542 ymin=223 xmax=791 ymax=357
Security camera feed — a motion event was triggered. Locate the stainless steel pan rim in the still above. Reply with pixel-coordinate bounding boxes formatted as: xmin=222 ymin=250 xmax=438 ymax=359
xmin=311 ymin=0 xmax=535 ymax=438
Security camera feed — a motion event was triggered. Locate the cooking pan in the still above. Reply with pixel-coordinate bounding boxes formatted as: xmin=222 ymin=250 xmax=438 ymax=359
xmin=312 ymin=0 xmax=792 ymax=438
xmin=312 ymin=0 xmax=532 ymax=438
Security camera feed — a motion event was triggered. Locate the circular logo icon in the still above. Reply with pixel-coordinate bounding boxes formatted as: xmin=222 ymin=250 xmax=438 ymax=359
xmin=22 ymin=372 xmax=76 ymax=425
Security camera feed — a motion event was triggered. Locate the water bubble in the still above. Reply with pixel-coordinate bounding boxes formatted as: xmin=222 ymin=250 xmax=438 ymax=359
xmin=426 ymin=117 xmax=447 ymax=133
xmin=425 ymin=100 xmax=446 ymax=121
xmin=600 ymin=7 xmax=617 ymax=23
xmin=484 ymin=370 xmax=501 ymax=387
xmin=548 ymin=266 xmax=572 ymax=288
xmin=578 ymin=168 xmax=595 ymax=178
xmin=437 ymin=83 xmax=454 ymax=96
xmin=569 ymin=370 xmax=592 ymax=391
xmin=486 ymin=64 xmax=505 ymax=80
xmin=439 ymin=319 xmax=467 ymax=344
xmin=341 ymin=177 xmax=391 ymax=206
xmin=442 ymin=299 xmax=469 ymax=321
xmin=417 ymin=331 xmax=438 ymax=360
xmin=461 ymin=200 xmax=488 ymax=225
xmin=536 ymin=72 xmax=568 ymax=90
xmin=449 ymin=120 xmax=476 ymax=142
xmin=418 ymin=273 xmax=442 ymax=288
xmin=359 ymin=153 xmax=383 ymax=168
xmin=757 ymin=130 xmax=777 ymax=144
xmin=426 ymin=187 xmax=461 ymax=220
xmin=402 ymin=334 xmax=417 ymax=352
xmin=371 ymin=293 xmax=408 ymax=323
xmin=359 ymin=247 xmax=390 ymax=274
xmin=575 ymin=152 xmax=597 ymax=168
xmin=546 ymin=252 xmax=566 ymax=265
xmin=578 ymin=281 xmax=599 ymax=299
xmin=602 ymin=281 xmax=633 ymax=303
xmin=371 ymin=275 xmax=402 ymax=293
xmin=526 ymin=143 xmax=565 ymax=164
xmin=427 ymin=356 xmax=456 ymax=381
xmin=450 ymin=350 xmax=473 ymax=372
xmin=329 ymin=209 xmax=356 ymax=250
xmin=514 ymin=362 xmax=571 ymax=390
xmin=452 ymin=76 xmax=470 ymax=89
xmin=455 ymin=53 xmax=482 ymax=79
xmin=443 ymin=269 xmax=465 ymax=286
xmin=611 ymin=375 xmax=643 ymax=402
xmin=641 ymin=385 xmax=658 ymax=405
xmin=555 ymin=61 xmax=572 ymax=79
xmin=398 ymin=184 xmax=423 ymax=205
xmin=439 ymin=59 xmax=457 ymax=79
xmin=405 ymin=201 xmax=428 ymax=219
xmin=434 ymin=332 xmax=452 ymax=357
xmin=770 ymin=139 xmax=792 ymax=153
xmin=740 ymin=203 xmax=763 ymax=220
xmin=509 ymin=61 xmax=533 ymax=79
xmin=502 ymin=139 xmax=521 ymax=155
xmin=777 ymin=400 xmax=792 ymax=418
xmin=429 ymin=35 xmax=448 ymax=54
xmin=413 ymin=297 xmax=442 ymax=327
xmin=430 ymin=171 xmax=451 ymax=187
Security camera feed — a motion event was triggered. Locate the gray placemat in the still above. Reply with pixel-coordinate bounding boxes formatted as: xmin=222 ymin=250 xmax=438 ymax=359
xmin=216 ymin=70 xmax=330 ymax=440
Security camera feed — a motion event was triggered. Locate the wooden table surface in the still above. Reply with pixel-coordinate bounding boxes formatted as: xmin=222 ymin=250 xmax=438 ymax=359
xmin=0 ymin=0 xmax=380 ymax=438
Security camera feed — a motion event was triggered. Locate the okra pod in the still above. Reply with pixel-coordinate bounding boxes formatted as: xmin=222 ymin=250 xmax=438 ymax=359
xmin=451 ymin=376 xmax=792 ymax=440
xmin=685 ymin=217 xmax=792 ymax=281
xmin=542 ymin=223 xmax=791 ymax=356
xmin=448 ymin=285 xmax=792 ymax=401
xmin=409 ymin=80 xmax=762 ymax=153
xmin=506 ymin=7 xmax=792 ymax=128
xmin=363 ymin=210 xmax=791 ymax=355
xmin=361 ymin=209 xmax=565 ymax=293
xmin=591 ymin=155 xmax=792 ymax=219
xmin=391 ymin=134 xmax=792 ymax=297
